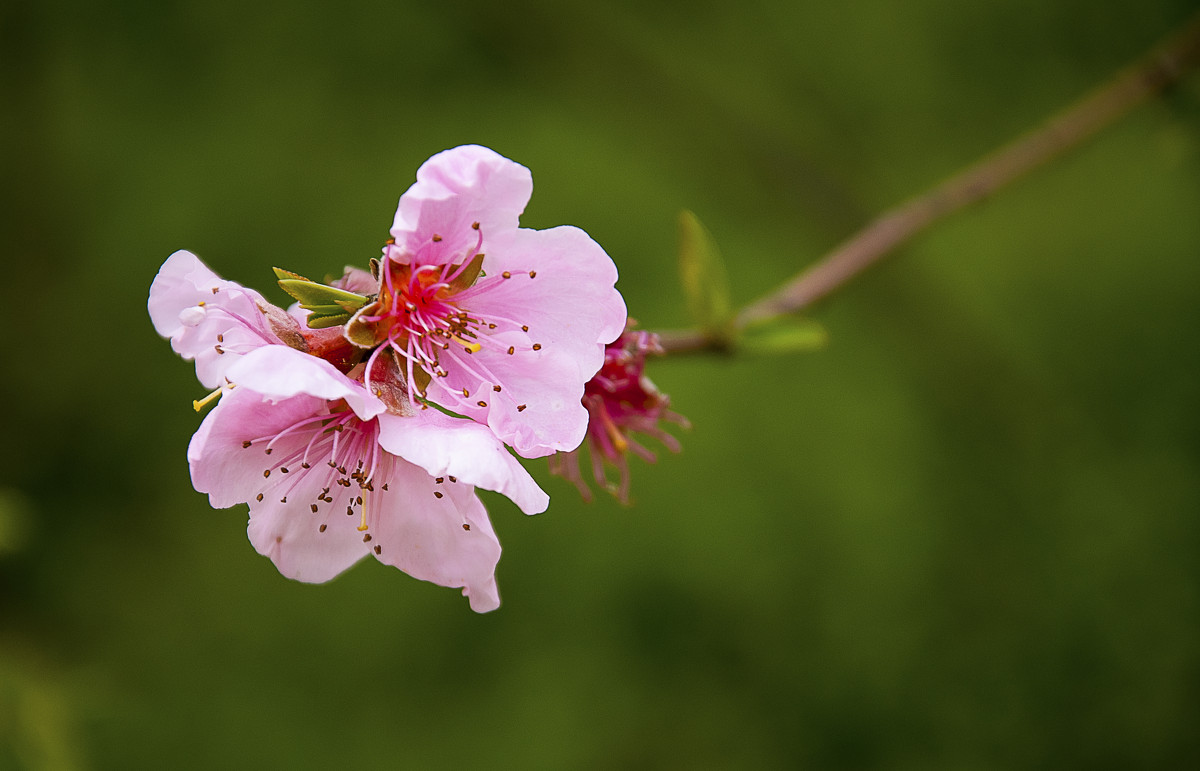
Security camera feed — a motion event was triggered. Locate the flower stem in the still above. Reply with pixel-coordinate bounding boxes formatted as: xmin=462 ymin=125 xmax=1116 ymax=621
xmin=656 ymin=11 xmax=1200 ymax=355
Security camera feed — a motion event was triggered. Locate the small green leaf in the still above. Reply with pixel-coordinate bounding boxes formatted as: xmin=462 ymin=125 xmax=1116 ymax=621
xmin=678 ymin=210 xmax=733 ymax=345
xmin=274 ymin=267 xmax=370 ymax=329
xmin=740 ymin=316 xmax=829 ymax=355
xmin=305 ymin=312 xmax=352 ymax=329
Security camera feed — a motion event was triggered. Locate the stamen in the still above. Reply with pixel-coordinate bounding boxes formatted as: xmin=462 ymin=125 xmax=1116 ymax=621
xmin=451 ymin=335 xmax=482 ymax=353
xmin=192 ymin=387 xmax=224 ymax=412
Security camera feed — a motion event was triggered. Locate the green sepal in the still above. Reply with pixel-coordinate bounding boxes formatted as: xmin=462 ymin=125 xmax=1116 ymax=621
xmin=677 ymin=210 xmax=734 ymax=346
xmin=740 ymin=316 xmax=829 ymax=355
xmin=305 ymin=310 xmax=356 ymax=329
xmin=273 ymin=267 xmax=370 ymax=329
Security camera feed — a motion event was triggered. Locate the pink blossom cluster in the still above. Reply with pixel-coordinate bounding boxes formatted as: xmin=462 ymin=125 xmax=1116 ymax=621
xmin=149 ymin=145 xmax=625 ymax=611
xmin=549 ymin=325 xmax=689 ymax=504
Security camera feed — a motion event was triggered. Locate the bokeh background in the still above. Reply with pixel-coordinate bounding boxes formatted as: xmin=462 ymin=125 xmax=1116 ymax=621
xmin=3 ymin=0 xmax=1199 ymax=767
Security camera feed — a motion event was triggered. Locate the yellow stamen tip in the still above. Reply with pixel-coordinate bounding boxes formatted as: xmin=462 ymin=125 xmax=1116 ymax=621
xmin=450 ymin=335 xmax=482 ymax=353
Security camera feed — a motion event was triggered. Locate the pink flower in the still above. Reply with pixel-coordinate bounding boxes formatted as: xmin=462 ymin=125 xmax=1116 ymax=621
xmin=353 ymin=145 xmax=627 ymax=458
xmin=188 ymin=345 xmax=548 ymax=612
xmin=150 ymin=252 xmax=549 ymax=611
xmin=549 ymin=325 xmax=688 ymax=504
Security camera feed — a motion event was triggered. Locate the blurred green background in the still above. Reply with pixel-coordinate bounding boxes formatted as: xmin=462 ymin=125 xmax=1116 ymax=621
xmin=3 ymin=0 xmax=1199 ymax=767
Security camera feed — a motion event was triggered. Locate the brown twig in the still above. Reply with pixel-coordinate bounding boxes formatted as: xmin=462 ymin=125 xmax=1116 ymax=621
xmin=656 ymin=12 xmax=1200 ymax=354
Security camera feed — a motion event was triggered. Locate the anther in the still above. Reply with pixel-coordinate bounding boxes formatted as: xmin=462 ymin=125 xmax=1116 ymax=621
xmin=263 ymin=470 xmax=270 ymax=478
xmin=434 ymin=491 xmax=443 ymax=499
xmin=502 ymin=271 xmax=511 ymax=279
xmin=382 ymin=484 xmax=389 ymax=491
xmin=477 ymin=401 xmax=487 ymax=408
xmin=214 ymin=345 xmax=225 ymax=355
xmin=346 ymin=506 xmax=354 ymax=516
xmin=280 ymin=467 xmax=288 ymax=473
xmin=462 ymin=524 xmax=471 ymax=531
xmin=311 ymin=504 xmax=319 ymax=513
xmin=472 ymin=221 xmax=480 ymax=230
xmin=265 ymin=449 xmax=272 ymax=455
xmin=363 ymin=533 xmax=372 ymax=542
xmin=507 ymin=346 xmax=515 ymax=355
xmin=242 ymin=440 xmax=252 ymax=448
xmin=528 ymin=271 xmax=536 ymax=278
xmin=493 ymin=385 xmax=501 ymax=392
xmin=216 ymin=333 xmax=224 ymax=343
xmin=279 ymin=496 xmax=287 ymax=503
xmin=319 ymin=524 xmax=327 ymax=532
xmin=521 ymin=325 xmax=529 ymax=332
xmin=436 ymin=477 xmax=444 ymax=483
xmin=374 ymin=544 xmax=382 ymax=554
xmin=256 ymin=493 xmax=264 ymax=502
xmin=432 ymin=234 xmax=442 ymax=242
xmin=448 ymin=476 xmax=457 ymax=483
xmin=462 ymin=388 xmax=470 ymax=398
xmin=517 ymin=404 xmax=527 ymax=412
xmin=211 ymin=287 xmax=219 ymax=294
xmin=532 ymin=343 xmax=542 ymax=351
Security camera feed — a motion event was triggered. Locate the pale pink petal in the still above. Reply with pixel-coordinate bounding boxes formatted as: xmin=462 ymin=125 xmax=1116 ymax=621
xmin=187 ymin=387 xmax=328 ymax=508
xmin=430 ymin=341 xmax=591 ymax=458
xmin=187 ymin=388 xmax=372 ymax=582
xmin=245 ymin=472 xmax=372 ymax=584
xmin=476 ymin=226 xmax=626 ymax=361
xmin=224 ymin=346 xmax=386 ymax=420
xmin=376 ymin=410 xmax=549 ymax=515
xmin=333 ymin=265 xmax=377 ymax=294
xmin=370 ymin=462 xmax=502 ymax=612
xmin=149 ymin=250 xmax=283 ymax=388
xmin=417 ymin=225 xmax=625 ymax=455
xmin=389 ymin=145 xmax=532 ymax=266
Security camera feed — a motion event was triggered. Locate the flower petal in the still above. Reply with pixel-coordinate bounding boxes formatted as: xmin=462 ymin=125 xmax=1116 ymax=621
xmin=245 ymin=474 xmax=372 ymax=584
xmin=478 ymin=225 xmax=626 ymax=361
xmin=149 ymin=250 xmax=284 ymax=388
xmin=431 ymin=342 xmax=591 ymax=458
xmin=224 ymin=346 xmax=386 ymax=420
xmin=376 ymin=410 xmax=549 ymax=515
xmin=432 ymin=225 xmax=626 ymax=456
xmin=188 ymin=386 xmax=329 ymax=509
xmin=370 ymin=462 xmax=503 ymax=612
xmin=389 ymin=145 xmax=532 ymax=266
xmin=189 ymin=386 xmax=376 ymax=582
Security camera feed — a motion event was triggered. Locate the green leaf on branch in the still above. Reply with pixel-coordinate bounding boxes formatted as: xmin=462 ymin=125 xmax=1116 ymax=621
xmin=740 ymin=316 xmax=829 ymax=355
xmin=273 ymin=267 xmax=370 ymax=329
xmin=677 ymin=210 xmax=734 ymax=346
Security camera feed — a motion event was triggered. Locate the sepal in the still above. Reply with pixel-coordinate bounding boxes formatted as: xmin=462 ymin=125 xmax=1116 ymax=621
xmin=274 ymin=267 xmax=371 ymax=329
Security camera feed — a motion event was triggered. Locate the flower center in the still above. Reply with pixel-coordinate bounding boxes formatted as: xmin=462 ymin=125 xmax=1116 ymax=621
xmin=356 ymin=224 xmax=543 ymax=415
xmin=236 ymin=399 xmax=468 ymax=548
xmin=242 ymin=406 xmax=390 ymax=541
